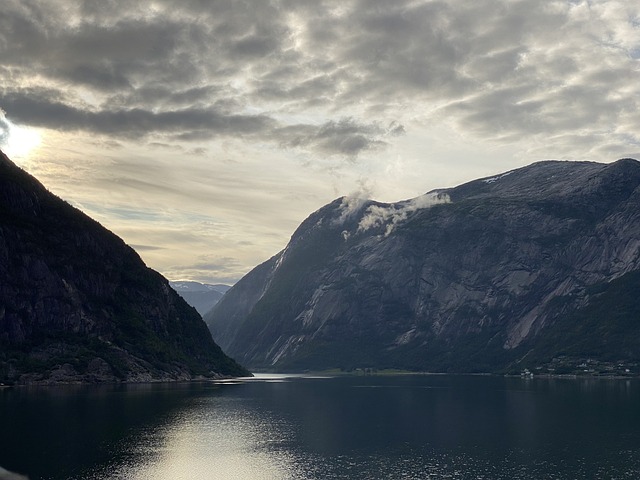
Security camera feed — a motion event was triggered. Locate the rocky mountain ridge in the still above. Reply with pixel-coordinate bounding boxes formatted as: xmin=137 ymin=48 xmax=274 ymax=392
xmin=0 ymin=150 xmax=249 ymax=384
xmin=206 ymin=159 xmax=640 ymax=373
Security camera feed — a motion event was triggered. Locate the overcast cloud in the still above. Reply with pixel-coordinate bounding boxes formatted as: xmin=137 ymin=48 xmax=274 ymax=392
xmin=1 ymin=0 xmax=639 ymax=283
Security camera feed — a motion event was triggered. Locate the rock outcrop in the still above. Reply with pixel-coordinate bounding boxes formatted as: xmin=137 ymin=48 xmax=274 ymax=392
xmin=0 ymin=150 xmax=249 ymax=384
xmin=206 ymin=159 xmax=640 ymax=373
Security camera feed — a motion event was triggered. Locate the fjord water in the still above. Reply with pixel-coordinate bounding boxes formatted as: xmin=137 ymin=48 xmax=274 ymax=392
xmin=1 ymin=375 xmax=640 ymax=480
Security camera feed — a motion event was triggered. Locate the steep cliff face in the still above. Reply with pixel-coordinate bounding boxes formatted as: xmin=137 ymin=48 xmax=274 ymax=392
xmin=0 ymin=150 xmax=249 ymax=384
xmin=206 ymin=159 xmax=640 ymax=372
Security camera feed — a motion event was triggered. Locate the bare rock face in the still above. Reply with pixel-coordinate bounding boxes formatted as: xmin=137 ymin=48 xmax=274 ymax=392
xmin=0 ymin=150 xmax=249 ymax=384
xmin=206 ymin=159 xmax=640 ymax=373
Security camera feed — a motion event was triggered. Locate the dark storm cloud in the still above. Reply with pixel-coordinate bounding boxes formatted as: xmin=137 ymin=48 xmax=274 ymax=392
xmin=0 ymin=89 xmax=275 ymax=139
xmin=1 ymin=0 xmax=402 ymax=156
xmin=0 ymin=5 xmax=183 ymax=89
xmin=1 ymin=0 xmax=639 ymax=156
xmin=251 ymin=71 xmax=345 ymax=104
xmin=109 ymin=86 xmax=226 ymax=109
xmin=268 ymin=0 xmax=638 ymax=146
xmin=1 ymin=88 xmax=401 ymax=155
xmin=0 ymin=0 xmax=288 ymax=91
xmin=278 ymin=118 xmax=405 ymax=157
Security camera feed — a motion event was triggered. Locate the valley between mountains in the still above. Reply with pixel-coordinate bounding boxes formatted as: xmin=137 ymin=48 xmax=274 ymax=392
xmin=2 ymin=149 xmax=640 ymax=383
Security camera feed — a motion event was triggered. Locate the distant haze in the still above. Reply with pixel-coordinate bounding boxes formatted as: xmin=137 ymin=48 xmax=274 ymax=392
xmin=170 ymin=281 xmax=230 ymax=316
xmin=1 ymin=1 xmax=638 ymax=283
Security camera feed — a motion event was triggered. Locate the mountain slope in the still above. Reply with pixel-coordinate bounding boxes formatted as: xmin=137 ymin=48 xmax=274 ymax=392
xmin=205 ymin=159 xmax=640 ymax=373
xmin=0 ymin=150 xmax=249 ymax=384
xmin=169 ymin=281 xmax=229 ymax=316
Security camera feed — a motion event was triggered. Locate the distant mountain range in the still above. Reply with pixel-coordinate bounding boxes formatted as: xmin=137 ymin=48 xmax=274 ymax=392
xmin=0 ymin=150 xmax=249 ymax=384
xmin=206 ymin=159 xmax=640 ymax=375
xmin=170 ymin=281 xmax=230 ymax=316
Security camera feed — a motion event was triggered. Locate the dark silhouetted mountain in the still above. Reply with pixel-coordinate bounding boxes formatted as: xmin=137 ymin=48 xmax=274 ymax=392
xmin=0 ymin=150 xmax=249 ymax=384
xmin=206 ymin=159 xmax=640 ymax=374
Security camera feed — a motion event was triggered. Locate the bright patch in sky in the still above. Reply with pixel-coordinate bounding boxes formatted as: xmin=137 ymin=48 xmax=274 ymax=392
xmin=0 ymin=118 xmax=41 ymax=160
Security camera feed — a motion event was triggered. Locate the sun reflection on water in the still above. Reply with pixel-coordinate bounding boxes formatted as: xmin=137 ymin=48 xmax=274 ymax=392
xmin=94 ymin=394 xmax=303 ymax=480
xmin=72 ymin=376 xmax=640 ymax=480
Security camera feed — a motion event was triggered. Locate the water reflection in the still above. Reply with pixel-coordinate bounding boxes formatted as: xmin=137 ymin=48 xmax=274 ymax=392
xmin=2 ymin=376 xmax=640 ymax=480
xmin=97 ymin=395 xmax=304 ymax=480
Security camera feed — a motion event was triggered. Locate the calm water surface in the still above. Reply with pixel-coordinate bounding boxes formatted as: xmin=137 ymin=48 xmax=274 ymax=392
xmin=1 ymin=374 xmax=640 ymax=479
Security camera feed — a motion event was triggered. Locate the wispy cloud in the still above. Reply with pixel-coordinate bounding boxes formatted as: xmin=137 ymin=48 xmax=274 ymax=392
xmin=356 ymin=192 xmax=451 ymax=237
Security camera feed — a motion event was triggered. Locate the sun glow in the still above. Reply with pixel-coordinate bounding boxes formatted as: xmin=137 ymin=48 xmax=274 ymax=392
xmin=0 ymin=118 xmax=42 ymax=160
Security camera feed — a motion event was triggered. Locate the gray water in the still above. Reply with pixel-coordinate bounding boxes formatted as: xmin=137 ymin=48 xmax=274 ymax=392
xmin=1 ymin=374 xmax=640 ymax=479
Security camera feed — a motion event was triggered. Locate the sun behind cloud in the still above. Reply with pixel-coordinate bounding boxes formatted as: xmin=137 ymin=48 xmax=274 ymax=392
xmin=2 ymin=121 xmax=42 ymax=160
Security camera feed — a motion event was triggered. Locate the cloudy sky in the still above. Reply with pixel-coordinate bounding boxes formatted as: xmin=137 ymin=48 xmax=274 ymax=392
xmin=1 ymin=0 xmax=639 ymax=284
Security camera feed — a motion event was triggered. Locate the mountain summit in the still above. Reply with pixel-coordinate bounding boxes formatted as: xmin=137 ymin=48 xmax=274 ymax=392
xmin=206 ymin=159 xmax=640 ymax=373
xmin=0 ymin=150 xmax=249 ymax=384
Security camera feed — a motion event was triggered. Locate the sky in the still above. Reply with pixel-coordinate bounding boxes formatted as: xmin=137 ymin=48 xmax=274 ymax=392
xmin=1 ymin=0 xmax=639 ymax=285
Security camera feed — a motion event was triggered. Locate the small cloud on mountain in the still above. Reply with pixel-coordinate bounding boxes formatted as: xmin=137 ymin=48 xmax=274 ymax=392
xmin=357 ymin=192 xmax=451 ymax=236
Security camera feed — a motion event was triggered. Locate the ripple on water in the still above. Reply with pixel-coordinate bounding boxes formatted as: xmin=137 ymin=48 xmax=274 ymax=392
xmin=70 ymin=377 xmax=640 ymax=480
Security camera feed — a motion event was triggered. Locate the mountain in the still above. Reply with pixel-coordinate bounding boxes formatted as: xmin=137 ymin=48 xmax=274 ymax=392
xmin=0 ymin=150 xmax=250 ymax=384
xmin=170 ymin=281 xmax=230 ymax=316
xmin=205 ymin=159 xmax=640 ymax=374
